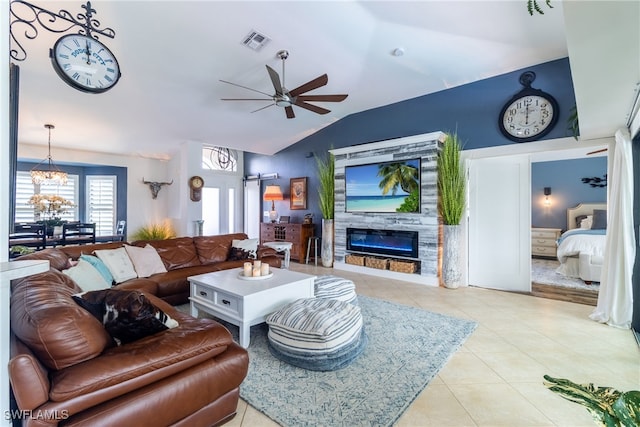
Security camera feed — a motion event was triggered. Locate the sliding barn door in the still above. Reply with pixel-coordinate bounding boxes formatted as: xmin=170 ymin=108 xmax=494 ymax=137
xmin=468 ymin=155 xmax=531 ymax=292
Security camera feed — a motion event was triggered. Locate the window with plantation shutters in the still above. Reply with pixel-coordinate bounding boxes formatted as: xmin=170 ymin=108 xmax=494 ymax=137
xmin=15 ymin=172 xmax=35 ymax=223
xmin=87 ymin=175 xmax=117 ymax=237
xmin=15 ymin=171 xmax=78 ymax=223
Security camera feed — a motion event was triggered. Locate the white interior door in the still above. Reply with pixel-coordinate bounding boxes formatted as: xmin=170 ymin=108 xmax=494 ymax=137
xmin=468 ymin=155 xmax=531 ymax=292
xmin=244 ymin=180 xmax=261 ymax=239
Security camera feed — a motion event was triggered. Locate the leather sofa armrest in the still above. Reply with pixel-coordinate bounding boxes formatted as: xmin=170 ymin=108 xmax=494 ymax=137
xmin=9 ymin=336 xmax=50 ymax=411
xmin=257 ymin=246 xmax=277 ymax=258
xmin=114 ymin=278 xmax=159 ymax=296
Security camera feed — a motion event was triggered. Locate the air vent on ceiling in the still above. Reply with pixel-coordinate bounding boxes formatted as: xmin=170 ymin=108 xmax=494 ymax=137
xmin=241 ymin=30 xmax=270 ymax=51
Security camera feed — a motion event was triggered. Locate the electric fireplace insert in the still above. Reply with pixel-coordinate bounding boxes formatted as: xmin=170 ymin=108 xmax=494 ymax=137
xmin=346 ymin=228 xmax=419 ymax=259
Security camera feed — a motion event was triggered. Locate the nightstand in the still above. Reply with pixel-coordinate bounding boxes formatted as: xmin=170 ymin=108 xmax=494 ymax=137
xmin=531 ymin=227 xmax=562 ymax=258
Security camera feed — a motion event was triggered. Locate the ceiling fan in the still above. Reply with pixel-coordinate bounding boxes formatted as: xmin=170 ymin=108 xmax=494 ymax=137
xmin=220 ymin=50 xmax=348 ymax=119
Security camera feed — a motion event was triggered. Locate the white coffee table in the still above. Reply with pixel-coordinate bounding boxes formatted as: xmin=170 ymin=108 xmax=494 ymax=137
xmin=188 ymin=268 xmax=316 ymax=348
xmin=262 ymin=241 xmax=293 ymax=268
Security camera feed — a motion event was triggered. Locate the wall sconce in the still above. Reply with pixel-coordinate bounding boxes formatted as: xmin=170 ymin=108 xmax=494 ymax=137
xmin=263 ymin=185 xmax=284 ymax=223
xmin=543 ymin=187 xmax=551 ymax=206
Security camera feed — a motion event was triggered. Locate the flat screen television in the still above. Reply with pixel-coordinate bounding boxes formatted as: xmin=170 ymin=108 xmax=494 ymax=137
xmin=345 ymin=158 xmax=421 ymax=213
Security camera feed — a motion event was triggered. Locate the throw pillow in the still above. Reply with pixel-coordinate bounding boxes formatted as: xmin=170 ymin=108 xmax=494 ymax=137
xmin=72 ymin=289 xmax=179 ymax=345
xmin=94 ymin=247 xmax=138 ymax=283
xmin=63 ymin=258 xmax=111 ymax=292
xmin=79 ymin=254 xmax=115 ymax=285
xmin=591 ymin=209 xmax=607 ymax=230
xmin=228 ymin=238 xmax=258 ymax=260
xmin=580 ymin=215 xmax=593 ymax=229
xmin=124 ymin=244 xmax=168 ymax=278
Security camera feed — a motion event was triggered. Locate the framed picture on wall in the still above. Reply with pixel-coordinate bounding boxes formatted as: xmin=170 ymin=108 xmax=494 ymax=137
xmin=290 ymin=177 xmax=307 ymax=210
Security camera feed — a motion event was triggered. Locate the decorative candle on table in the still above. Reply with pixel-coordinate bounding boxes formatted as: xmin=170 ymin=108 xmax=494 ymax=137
xmin=243 ymin=262 xmax=252 ymax=277
xmin=261 ymin=262 xmax=270 ymax=276
xmin=252 ymin=267 xmax=261 ymax=277
xmin=253 ymin=260 xmax=262 ymax=269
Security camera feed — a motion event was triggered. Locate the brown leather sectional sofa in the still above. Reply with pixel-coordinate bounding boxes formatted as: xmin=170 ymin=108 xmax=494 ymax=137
xmin=14 ymin=233 xmax=281 ymax=305
xmin=8 ymin=233 xmax=282 ymax=426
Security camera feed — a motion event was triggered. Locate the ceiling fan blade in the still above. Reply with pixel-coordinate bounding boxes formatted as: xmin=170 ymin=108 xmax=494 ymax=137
xmin=250 ymin=104 xmax=276 ymax=113
xmin=285 ymin=106 xmax=295 ymax=119
xmin=220 ymin=79 xmax=273 ymax=98
xmin=293 ymin=100 xmax=331 ymax=115
xmin=289 ymin=74 xmax=328 ymax=97
xmin=266 ymin=65 xmax=283 ymax=95
xmin=296 ymin=94 xmax=348 ymax=102
xmin=221 ymin=98 xmax=273 ymax=101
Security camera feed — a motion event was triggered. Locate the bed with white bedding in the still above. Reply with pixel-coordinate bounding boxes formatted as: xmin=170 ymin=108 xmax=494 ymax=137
xmin=555 ymin=203 xmax=607 ymax=283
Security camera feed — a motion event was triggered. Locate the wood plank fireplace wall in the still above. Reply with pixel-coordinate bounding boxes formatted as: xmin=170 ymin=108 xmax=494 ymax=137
xmin=331 ymin=132 xmax=444 ymax=286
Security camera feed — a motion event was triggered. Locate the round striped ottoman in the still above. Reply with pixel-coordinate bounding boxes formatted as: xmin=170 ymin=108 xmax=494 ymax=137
xmin=265 ymin=298 xmax=366 ymax=371
xmin=314 ymin=275 xmax=358 ymax=305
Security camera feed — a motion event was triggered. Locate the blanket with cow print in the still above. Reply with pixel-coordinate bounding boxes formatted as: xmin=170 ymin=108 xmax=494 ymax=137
xmin=73 ymin=289 xmax=179 ymax=345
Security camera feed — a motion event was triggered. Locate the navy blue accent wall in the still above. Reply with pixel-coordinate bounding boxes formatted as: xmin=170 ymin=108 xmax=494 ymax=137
xmin=17 ymin=161 xmax=127 ymax=224
xmin=246 ymin=58 xmax=577 ymax=233
xmin=531 ymin=157 xmax=607 ymax=230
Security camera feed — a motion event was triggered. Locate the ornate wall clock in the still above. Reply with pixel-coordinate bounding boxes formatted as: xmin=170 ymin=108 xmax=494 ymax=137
xmin=50 ymin=34 xmax=121 ymax=93
xmin=189 ymin=176 xmax=204 ymax=201
xmin=498 ymin=71 xmax=559 ymax=143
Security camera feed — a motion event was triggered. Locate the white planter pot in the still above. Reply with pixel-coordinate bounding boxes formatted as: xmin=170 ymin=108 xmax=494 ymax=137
xmin=442 ymin=224 xmax=462 ymax=289
xmin=321 ymin=219 xmax=334 ymax=268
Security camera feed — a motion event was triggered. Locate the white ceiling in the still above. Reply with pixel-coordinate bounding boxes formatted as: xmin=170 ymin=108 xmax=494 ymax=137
xmin=11 ymin=1 xmax=639 ymax=160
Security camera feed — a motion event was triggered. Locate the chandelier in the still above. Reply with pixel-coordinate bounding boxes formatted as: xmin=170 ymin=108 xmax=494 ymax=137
xmin=30 ymin=124 xmax=68 ymax=185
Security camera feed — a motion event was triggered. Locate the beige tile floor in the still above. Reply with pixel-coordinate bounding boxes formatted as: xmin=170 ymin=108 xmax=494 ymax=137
xmin=227 ymin=263 xmax=639 ymax=427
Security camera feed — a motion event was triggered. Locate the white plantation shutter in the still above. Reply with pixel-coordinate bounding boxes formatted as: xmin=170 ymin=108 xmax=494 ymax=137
xmin=87 ymin=175 xmax=116 ymax=236
xmin=15 ymin=172 xmax=35 ymax=223
xmin=15 ymin=171 xmax=78 ymax=223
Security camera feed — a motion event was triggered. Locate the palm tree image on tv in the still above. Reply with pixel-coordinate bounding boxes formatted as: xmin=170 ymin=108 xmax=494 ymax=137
xmin=346 ymin=159 xmax=420 ymax=213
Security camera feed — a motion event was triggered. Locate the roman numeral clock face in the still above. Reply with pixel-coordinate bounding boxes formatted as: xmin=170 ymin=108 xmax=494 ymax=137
xmin=50 ymin=34 xmax=121 ymax=93
xmin=499 ymin=92 xmax=559 ymax=142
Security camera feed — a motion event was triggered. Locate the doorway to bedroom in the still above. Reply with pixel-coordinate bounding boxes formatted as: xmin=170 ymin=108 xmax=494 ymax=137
xmin=529 ymin=149 xmax=608 ymax=306
xmin=465 ymin=138 xmax=608 ymax=302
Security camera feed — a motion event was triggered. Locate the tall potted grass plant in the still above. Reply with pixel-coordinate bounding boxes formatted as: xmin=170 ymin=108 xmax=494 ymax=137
xmin=315 ymin=151 xmax=335 ymax=267
xmin=437 ymin=132 xmax=466 ymax=288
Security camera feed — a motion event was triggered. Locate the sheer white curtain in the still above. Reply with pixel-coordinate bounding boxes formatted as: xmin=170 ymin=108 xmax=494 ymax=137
xmin=590 ymin=129 xmax=635 ymax=328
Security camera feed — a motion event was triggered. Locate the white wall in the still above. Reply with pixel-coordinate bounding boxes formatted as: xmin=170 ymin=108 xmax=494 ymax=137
xmin=18 ymin=143 xmax=172 ymax=238
xmin=168 ymin=141 xmax=203 ymax=237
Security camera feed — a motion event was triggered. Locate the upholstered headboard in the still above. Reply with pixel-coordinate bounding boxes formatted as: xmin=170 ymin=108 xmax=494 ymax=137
xmin=567 ymin=203 xmax=607 ymax=230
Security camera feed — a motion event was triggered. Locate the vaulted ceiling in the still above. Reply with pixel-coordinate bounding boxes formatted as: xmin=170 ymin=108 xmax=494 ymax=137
xmin=11 ymin=1 xmax=639 ymax=160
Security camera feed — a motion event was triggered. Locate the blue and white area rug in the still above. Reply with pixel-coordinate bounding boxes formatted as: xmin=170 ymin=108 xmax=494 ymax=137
xmin=220 ymin=295 xmax=477 ymax=427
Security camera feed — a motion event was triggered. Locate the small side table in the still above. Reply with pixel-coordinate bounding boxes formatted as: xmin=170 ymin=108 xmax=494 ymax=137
xmin=263 ymin=241 xmax=293 ymax=269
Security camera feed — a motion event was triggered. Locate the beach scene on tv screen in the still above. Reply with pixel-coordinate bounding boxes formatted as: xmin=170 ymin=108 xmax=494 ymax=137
xmin=346 ymin=159 xmax=420 ymax=213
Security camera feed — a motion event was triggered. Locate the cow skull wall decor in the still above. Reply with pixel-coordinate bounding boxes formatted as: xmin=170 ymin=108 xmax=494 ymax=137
xmin=142 ymin=178 xmax=173 ymax=199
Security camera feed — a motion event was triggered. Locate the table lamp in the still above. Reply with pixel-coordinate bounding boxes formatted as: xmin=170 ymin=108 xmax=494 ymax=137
xmin=263 ymin=185 xmax=284 ymax=223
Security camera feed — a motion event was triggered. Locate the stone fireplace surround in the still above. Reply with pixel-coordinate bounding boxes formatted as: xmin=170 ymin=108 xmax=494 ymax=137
xmin=331 ymin=132 xmax=444 ymax=286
